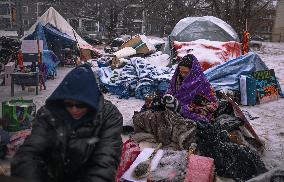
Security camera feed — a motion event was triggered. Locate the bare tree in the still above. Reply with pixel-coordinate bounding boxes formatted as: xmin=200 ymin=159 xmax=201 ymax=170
xmin=205 ymin=0 xmax=275 ymax=38
xmin=139 ymin=0 xmax=207 ymax=36
xmin=47 ymin=0 xmax=128 ymax=40
xmin=42 ymin=0 xmax=275 ymax=39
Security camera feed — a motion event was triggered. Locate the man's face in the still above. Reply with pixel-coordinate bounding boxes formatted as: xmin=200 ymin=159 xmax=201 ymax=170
xmin=63 ymin=99 xmax=89 ymax=120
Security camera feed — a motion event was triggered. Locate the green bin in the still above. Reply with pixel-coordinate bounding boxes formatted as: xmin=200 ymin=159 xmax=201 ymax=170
xmin=1 ymin=99 xmax=36 ymax=132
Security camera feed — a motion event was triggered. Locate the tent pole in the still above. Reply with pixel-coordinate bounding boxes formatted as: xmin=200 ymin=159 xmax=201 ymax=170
xmin=72 ymin=29 xmax=82 ymax=62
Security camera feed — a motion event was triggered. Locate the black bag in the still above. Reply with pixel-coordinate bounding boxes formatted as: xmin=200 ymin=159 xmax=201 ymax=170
xmin=0 ymin=128 xmax=10 ymax=159
xmin=196 ymin=122 xmax=267 ymax=181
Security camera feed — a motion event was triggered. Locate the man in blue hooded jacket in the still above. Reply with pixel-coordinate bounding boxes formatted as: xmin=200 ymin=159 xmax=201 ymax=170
xmin=11 ymin=64 xmax=123 ymax=182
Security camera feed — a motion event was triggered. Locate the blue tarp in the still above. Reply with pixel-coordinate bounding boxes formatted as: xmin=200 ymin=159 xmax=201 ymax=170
xmin=24 ymin=23 xmax=76 ymax=76
xmin=43 ymin=50 xmax=59 ymax=76
xmin=98 ymin=52 xmax=283 ymax=99
xmin=204 ymin=52 xmax=283 ymax=95
xmin=97 ymin=57 xmax=175 ymax=99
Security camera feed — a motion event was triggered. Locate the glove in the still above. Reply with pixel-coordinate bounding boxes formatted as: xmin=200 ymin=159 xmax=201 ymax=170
xmin=161 ymin=94 xmax=182 ymax=113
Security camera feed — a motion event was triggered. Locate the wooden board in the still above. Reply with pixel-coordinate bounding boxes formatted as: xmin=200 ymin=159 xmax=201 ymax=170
xmin=221 ymin=93 xmax=263 ymax=147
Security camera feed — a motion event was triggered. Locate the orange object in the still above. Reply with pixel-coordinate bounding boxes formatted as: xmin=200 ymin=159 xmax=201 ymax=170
xmin=242 ymin=31 xmax=250 ymax=55
xmin=37 ymin=40 xmax=42 ymax=64
xmin=17 ymin=50 xmax=24 ymax=71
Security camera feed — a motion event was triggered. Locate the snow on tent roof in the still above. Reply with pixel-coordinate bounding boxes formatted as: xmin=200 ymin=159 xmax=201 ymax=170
xmin=164 ymin=16 xmax=239 ymax=55
xmin=171 ymin=16 xmax=239 ymax=41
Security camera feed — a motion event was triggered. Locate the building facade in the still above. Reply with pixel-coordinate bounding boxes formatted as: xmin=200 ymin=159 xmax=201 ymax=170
xmin=0 ymin=0 xmax=147 ymax=37
xmin=272 ymin=0 xmax=284 ymax=42
xmin=0 ymin=0 xmax=101 ymax=36
xmin=0 ymin=0 xmax=15 ymax=30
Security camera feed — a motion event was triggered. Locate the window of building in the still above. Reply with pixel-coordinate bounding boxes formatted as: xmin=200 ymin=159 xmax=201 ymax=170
xmin=0 ymin=4 xmax=10 ymax=15
xmin=262 ymin=26 xmax=272 ymax=32
xmin=147 ymin=24 xmax=151 ymax=32
xmin=69 ymin=19 xmax=79 ymax=30
xmin=22 ymin=19 xmax=29 ymax=27
xmin=22 ymin=6 xmax=28 ymax=14
xmin=83 ymin=20 xmax=97 ymax=32
xmin=156 ymin=25 xmax=161 ymax=31
xmin=0 ymin=18 xmax=11 ymax=29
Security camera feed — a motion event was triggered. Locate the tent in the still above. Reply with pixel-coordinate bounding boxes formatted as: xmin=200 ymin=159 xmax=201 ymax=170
xmin=164 ymin=16 xmax=240 ymax=55
xmin=23 ymin=23 xmax=75 ymax=76
xmin=205 ymin=51 xmax=284 ymax=101
xmin=204 ymin=52 xmax=269 ymax=91
xmin=22 ymin=7 xmax=101 ymax=60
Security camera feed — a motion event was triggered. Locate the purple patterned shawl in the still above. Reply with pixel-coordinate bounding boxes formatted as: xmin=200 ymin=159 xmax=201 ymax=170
xmin=167 ymin=55 xmax=217 ymax=122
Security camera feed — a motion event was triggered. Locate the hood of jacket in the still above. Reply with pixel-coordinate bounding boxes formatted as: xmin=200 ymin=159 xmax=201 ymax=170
xmin=46 ymin=64 xmax=103 ymax=114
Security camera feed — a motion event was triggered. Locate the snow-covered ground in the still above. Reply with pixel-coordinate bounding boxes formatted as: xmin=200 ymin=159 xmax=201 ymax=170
xmin=240 ymin=42 xmax=284 ymax=169
xmin=0 ymin=42 xmax=283 ymax=174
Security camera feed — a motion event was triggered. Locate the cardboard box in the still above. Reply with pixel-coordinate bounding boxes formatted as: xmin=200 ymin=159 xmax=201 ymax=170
xmin=120 ymin=35 xmax=155 ymax=55
xmin=240 ymin=75 xmax=257 ymax=106
xmin=4 ymin=62 xmax=15 ymax=86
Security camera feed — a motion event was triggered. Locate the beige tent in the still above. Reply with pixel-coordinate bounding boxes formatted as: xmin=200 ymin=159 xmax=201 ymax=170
xmin=22 ymin=7 xmax=101 ymax=60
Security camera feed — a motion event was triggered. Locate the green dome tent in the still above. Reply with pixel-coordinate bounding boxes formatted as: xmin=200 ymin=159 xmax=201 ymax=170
xmin=164 ymin=16 xmax=240 ymax=55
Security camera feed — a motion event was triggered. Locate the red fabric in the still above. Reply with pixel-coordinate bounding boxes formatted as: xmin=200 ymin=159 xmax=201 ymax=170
xmin=185 ymin=155 xmax=215 ymax=182
xmin=173 ymin=40 xmax=241 ymax=71
xmin=6 ymin=129 xmax=31 ymax=157
xmin=242 ymin=31 xmax=250 ymax=55
xmin=116 ymin=139 xmax=140 ymax=182
xmin=17 ymin=51 xmax=24 ymax=71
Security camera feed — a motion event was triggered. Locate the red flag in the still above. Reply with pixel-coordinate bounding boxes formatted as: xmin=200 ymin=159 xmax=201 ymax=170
xmin=242 ymin=31 xmax=250 ymax=55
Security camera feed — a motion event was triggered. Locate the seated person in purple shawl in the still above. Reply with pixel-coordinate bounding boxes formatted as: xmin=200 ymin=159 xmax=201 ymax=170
xmin=165 ymin=54 xmax=218 ymax=122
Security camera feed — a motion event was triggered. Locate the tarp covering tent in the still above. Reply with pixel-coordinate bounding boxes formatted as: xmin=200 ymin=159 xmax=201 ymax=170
xmin=23 ymin=23 xmax=74 ymax=76
xmin=24 ymin=23 xmax=76 ymax=58
xmin=173 ymin=39 xmax=241 ymax=71
xmin=164 ymin=16 xmax=240 ymax=55
xmin=22 ymin=7 xmax=101 ymax=60
xmin=204 ymin=52 xmax=269 ymax=91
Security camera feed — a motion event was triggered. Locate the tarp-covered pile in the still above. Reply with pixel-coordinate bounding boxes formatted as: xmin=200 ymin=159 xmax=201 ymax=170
xmin=97 ymin=57 xmax=176 ymax=99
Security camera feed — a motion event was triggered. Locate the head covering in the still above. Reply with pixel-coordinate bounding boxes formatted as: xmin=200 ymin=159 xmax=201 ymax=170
xmin=46 ymin=64 xmax=104 ymax=113
xmin=178 ymin=54 xmax=193 ymax=69
xmin=167 ymin=54 xmax=217 ymax=121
